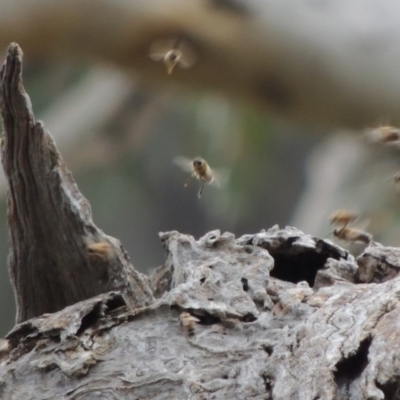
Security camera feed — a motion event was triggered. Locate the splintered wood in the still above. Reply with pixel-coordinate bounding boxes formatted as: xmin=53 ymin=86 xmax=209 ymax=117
xmin=0 ymin=44 xmax=154 ymax=322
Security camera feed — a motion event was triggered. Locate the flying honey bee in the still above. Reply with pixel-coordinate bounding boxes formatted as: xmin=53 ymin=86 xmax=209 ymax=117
xmin=180 ymin=312 xmax=200 ymax=337
xmin=390 ymin=171 xmax=400 ymax=185
xmin=329 ymin=208 xmax=372 ymax=244
xmin=149 ymin=38 xmax=197 ymax=75
xmin=365 ymin=126 xmax=400 ymax=144
xmin=333 ymin=227 xmax=372 ymax=244
xmin=174 ymin=156 xmax=228 ymax=198
xmin=329 ymin=209 xmax=359 ymax=228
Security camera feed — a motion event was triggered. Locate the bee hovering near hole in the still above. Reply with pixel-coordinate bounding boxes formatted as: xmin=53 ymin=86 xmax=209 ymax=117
xmin=332 ymin=227 xmax=372 ymax=244
xmin=329 ymin=208 xmax=372 ymax=245
xmin=174 ymin=156 xmax=229 ymax=198
xmin=149 ymin=37 xmax=197 ymax=75
xmin=329 ymin=209 xmax=359 ymax=228
xmin=180 ymin=312 xmax=200 ymax=337
xmin=388 ymin=171 xmax=400 ymax=193
xmin=392 ymin=172 xmax=400 ymax=184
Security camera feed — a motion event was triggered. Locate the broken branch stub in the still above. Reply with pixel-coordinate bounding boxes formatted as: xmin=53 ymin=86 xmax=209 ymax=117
xmin=0 ymin=43 xmax=154 ymax=322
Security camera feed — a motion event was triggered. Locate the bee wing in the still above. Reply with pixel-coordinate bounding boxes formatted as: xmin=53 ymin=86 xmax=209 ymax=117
xmin=173 ymin=156 xmax=194 ymax=173
xmin=149 ymin=37 xmax=183 ymax=56
xmin=177 ymin=43 xmax=197 ymax=68
xmin=389 ymin=171 xmax=400 ymax=184
xmin=149 ymin=52 xmax=165 ymax=61
xmin=149 ymin=39 xmax=175 ymax=61
xmin=177 ymin=58 xmax=192 ymax=69
xmin=209 ymin=168 xmax=230 ymax=188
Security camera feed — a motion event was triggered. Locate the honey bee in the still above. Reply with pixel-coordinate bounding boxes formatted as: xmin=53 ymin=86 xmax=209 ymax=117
xmin=365 ymin=126 xmax=400 ymax=144
xmin=174 ymin=156 xmax=227 ymax=198
xmin=333 ymin=227 xmax=372 ymax=244
xmin=149 ymin=38 xmax=196 ymax=75
xmin=87 ymin=242 xmax=117 ymax=262
xmin=180 ymin=312 xmax=200 ymax=337
xmin=391 ymin=172 xmax=400 ymax=184
xmin=329 ymin=208 xmax=372 ymax=244
xmin=0 ymin=339 xmax=9 ymax=360
xmin=329 ymin=209 xmax=359 ymax=228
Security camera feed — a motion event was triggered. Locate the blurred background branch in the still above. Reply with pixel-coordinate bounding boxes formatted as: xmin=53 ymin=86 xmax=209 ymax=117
xmin=1 ymin=0 xmax=400 ymax=336
xmin=1 ymin=0 xmax=400 ymax=127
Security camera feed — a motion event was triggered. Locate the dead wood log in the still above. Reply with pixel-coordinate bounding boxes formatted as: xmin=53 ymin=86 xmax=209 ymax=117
xmin=0 ymin=43 xmax=154 ymax=323
xmin=1 ymin=226 xmax=400 ymax=399
xmin=2 ymin=43 xmax=400 ymax=399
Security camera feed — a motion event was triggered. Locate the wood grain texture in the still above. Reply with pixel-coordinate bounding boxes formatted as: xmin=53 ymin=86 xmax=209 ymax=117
xmin=1 ymin=226 xmax=400 ymax=399
xmin=0 ymin=44 xmax=154 ymax=323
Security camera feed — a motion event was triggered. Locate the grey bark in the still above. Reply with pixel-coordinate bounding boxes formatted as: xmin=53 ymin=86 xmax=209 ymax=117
xmin=2 ymin=43 xmax=400 ymax=399
xmin=1 ymin=226 xmax=400 ymax=399
xmin=0 ymin=43 xmax=153 ymax=323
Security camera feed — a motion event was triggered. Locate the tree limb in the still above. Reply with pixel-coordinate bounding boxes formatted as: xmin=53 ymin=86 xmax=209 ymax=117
xmin=2 ymin=1 xmax=400 ymax=128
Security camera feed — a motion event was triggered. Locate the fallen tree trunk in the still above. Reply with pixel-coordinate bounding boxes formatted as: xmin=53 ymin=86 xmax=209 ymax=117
xmin=1 ymin=44 xmax=400 ymax=399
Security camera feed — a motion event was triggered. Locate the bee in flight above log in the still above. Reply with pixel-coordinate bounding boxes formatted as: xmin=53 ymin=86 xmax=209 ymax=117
xmin=329 ymin=208 xmax=372 ymax=244
xmin=174 ymin=156 xmax=229 ymax=198
xmin=332 ymin=226 xmax=372 ymax=244
xmin=329 ymin=209 xmax=359 ymax=228
xmin=365 ymin=125 xmax=400 ymax=145
xmin=149 ymin=37 xmax=197 ymax=75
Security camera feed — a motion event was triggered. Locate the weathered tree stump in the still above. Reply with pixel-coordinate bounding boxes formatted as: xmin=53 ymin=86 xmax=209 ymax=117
xmin=1 ymin=43 xmax=400 ymax=399
xmin=0 ymin=43 xmax=153 ymax=323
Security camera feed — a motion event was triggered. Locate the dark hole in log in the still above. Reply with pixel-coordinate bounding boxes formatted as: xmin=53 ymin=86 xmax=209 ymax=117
xmin=241 ymin=277 xmax=249 ymax=291
xmin=334 ymin=337 xmax=371 ymax=388
xmin=270 ymin=251 xmax=328 ymax=287
xmin=105 ymin=293 xmax=126 ymax=312
xmin=6 ymin=323 xmax=37 ymax=349
xmin=376 ymin=380 xmax=400 ymax=400
xmin=190 ymin=311 xmax=221 ymax=326
xmin=261 ymin=372 xmax=273 ymax=395
xmin=266 ymin=239 xmax=342 ymax=287
xmin=200 ymin=277 xmax=206 ymax=284
xmin=242 ymin=313 xmax=257 ymax=323
xmin=263 ymin=345 xmax=273 ymax=356
xmin=76 ymin=302 xmax=103 ymax=336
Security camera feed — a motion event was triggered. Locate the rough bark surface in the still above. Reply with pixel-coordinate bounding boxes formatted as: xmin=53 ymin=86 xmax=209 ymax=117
xmin=0 ymin=44 xmax=154 ymax=323
xmin=1 ymin=227 xmax=400 ymax=399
